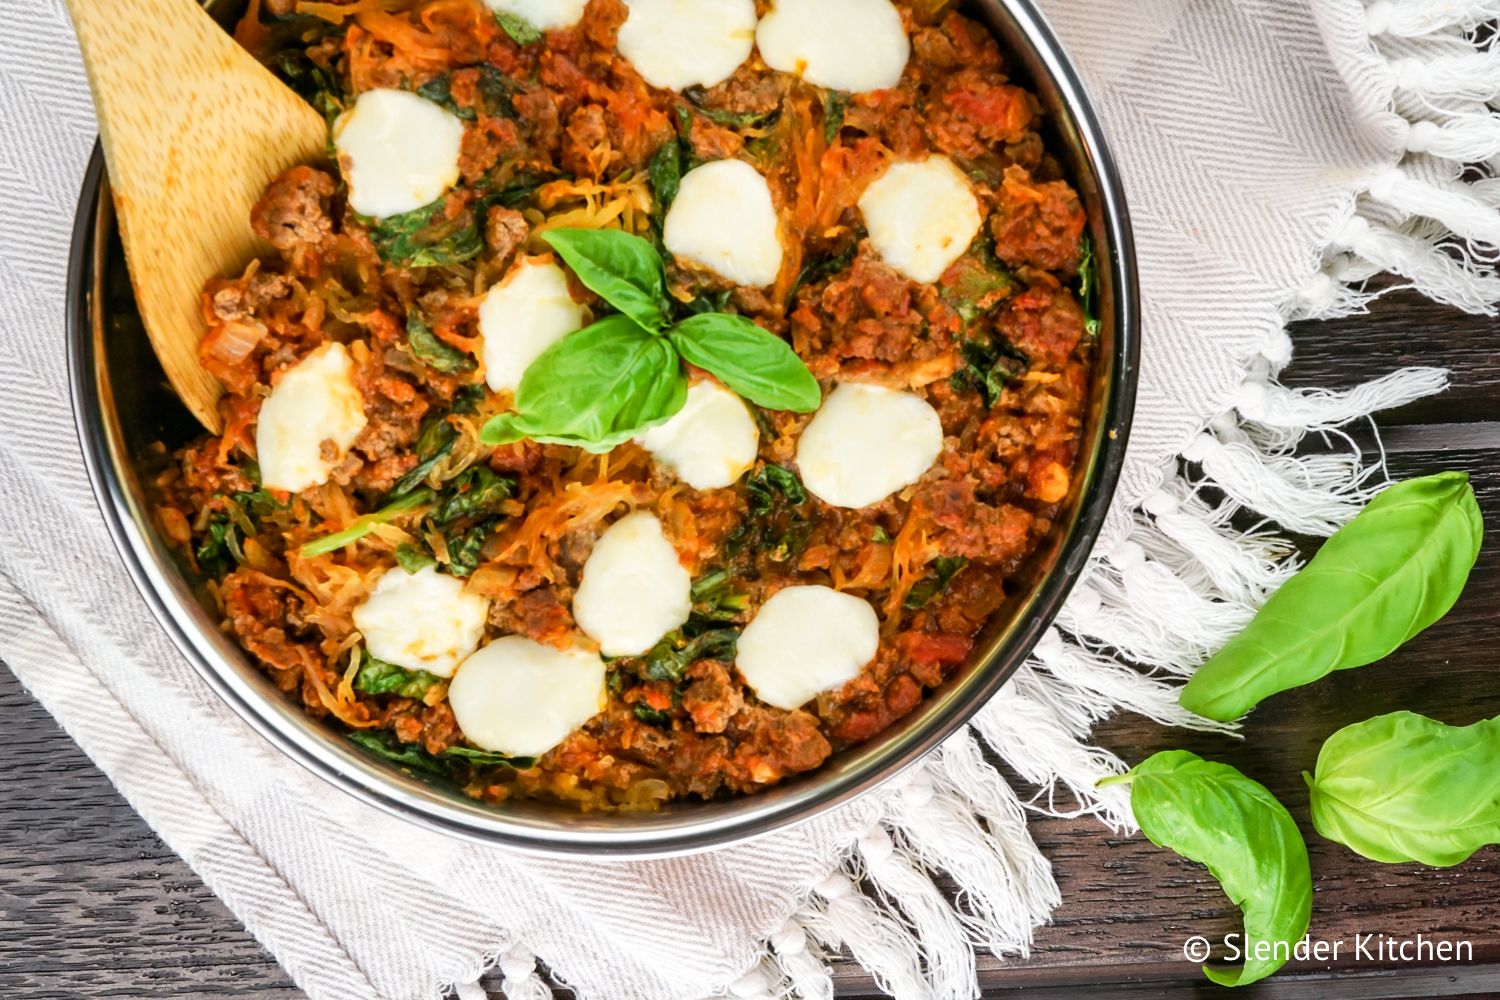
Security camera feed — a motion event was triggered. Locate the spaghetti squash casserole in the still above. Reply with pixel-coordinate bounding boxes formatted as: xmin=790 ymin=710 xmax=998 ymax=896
xmin=158 ymin=0 xmax=1097 ymax=810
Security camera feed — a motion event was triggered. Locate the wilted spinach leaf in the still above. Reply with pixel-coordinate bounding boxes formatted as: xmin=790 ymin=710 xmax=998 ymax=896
xmin=271 ymin=48 xmax=345 ymax=145
xmin=363 ymin=200 xmax=483 ymax=268
xmin=730 ymin=465 xmax=811 ymax=562
xmin=641 ymin=627 xmax=739 ymax=684
xmin=494 ymin=9 xmax=542 ymax=45
xmin=1078 ymin=233 xmax=1101 ymax=337
xmin=394 ymin=543 xmax=436 ymax=574
xmin=633 ymin=703 xmax=673 ymax=726
xmin=407 ymin=313 xmax=476 ymax=373
xmin=785 ymin=242 xmax=857 ymax=309
xmin=822 ymin=90 xmax=850 ymax=143
xmin=443 ymin=520 xmax=496 ymax=578
xmin=415 ymin=75 xmax=476 ymax=121
xmin=941 ymin=248 xmax=1014 ymax=324
xmin=347 ymin=730 xmax=534 ymax=779
xmin=347 ymin=730 xmax=450 ymax=777
xmin=903 ymin=556 xmax=969 ymax=611
xmin=355 ymin=653 xmax=442 ymax=700
xmin=691 ymin=569 xmax=749 ymax=623
xmin=648 ymin=138 xmax=683 ymax=238
xmin=682 ymin=87 xmax=782 ymax=131
xmin=441 ymin=745 xmax=535 ymax=769
xmin=195 ymin=487 xmax=281 ymax=577
xmin=300 ymin=489 xmax=434 ymax=557
xmin=951 ymin=337 xmax=1028 ymax=407
xmin=432 ymin=466 xmax=516 ymax=526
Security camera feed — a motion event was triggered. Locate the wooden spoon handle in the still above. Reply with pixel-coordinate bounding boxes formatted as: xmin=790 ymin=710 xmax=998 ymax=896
xmin=65 ymin=0 xmax=327 ymax=434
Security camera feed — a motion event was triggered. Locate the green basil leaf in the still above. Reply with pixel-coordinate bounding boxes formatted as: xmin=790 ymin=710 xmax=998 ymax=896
xmin=355 ymin=653 xmax=442 ymax=699
xmin=667 ymin=313 xmax=821 ymax=412
xmin=479 ymin=315 xmax=687 ymax=452
xmin=539 ymin=228 xmax=666 ymax=332
xmin=407 ymin=313 xmax=475 ymax=373
xmin=1180 ymin=472 xmax=1482 ymax=722
xmin=494 ymin=10 xmax=542 ymax=45
xmin=1305 ymin=711 xmax=1500 ymax=867
xmin=394 ymin=543 xmax=436 ymax=574
xmin=1100 ymin=751 xmax=1312 ymax=987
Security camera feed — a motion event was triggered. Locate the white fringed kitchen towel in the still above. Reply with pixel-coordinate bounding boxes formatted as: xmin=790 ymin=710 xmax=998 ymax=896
xmin=1 ymin=0 xmax=1492 ymax=996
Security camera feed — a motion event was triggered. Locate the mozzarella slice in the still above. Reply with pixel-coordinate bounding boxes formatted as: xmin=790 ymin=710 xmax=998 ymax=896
xmin=663 ymin=159 xmax=783 ymax=287
xmin=480 ymin=259 xmax=588 ymax=394
xmin=756 ymin=0 xmax=909 ymax=94
xmin=637 ymin=380 xmax=760 ymax=490
xmin=352 ymin=566 xmax=489 ymax=678
xmin=796 ymin=382 xmax=943 ymax=508
xmin=448 ymin=636 xmax=607 ymax=757
xmin=618 ymin=0 xmax=757 ymax=91
xmin=332 ymin=88 xmax=465 ymax=219
xmin=572 ymin=511 xmax=692 ymax=656
xmin=736 ymin=585 xmax=879 ymax=710
xmin=485 ymin=0 xmax=587 ymax=31
xmin=256 ymin=342 xmax=367 ymax=493
xmin=859 ymin=156 xmax=983 ymax=284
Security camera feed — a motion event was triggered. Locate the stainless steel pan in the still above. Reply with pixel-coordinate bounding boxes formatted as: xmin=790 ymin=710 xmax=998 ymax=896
xmin=67 ymin=0 xmax=1139 ymax=857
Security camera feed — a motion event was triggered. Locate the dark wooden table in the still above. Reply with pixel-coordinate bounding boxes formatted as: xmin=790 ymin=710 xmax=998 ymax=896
xmin=5 ymin=288 xmax=1500 ymax=998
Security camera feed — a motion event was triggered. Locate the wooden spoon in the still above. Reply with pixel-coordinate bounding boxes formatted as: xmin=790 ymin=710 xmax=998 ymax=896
xmin=65 ymin=0 xmax=328 ymax=434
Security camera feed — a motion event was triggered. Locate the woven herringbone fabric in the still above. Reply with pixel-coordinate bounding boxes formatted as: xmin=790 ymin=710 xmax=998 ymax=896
xmin=2 ymin=0 xmax=1486 ymax=997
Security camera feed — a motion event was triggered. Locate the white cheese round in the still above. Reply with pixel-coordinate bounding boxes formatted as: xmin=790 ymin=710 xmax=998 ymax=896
xmin=572 ymin=511 xmax=692 ymax=656
xmin=663 ymin=159 xmax=784 ymax=288
xmin=485 ymin=0 xmax=587 ymax=31
xmin=796 ymin=382 xmax=943 ymax=509
xmin=448 ymin=636 xmax=607 ymax=757
xmin=256 ymin=342 xmax=367 ymax=494
xmin=617 ymin=0 xmax=758 ymax=91
xmin=756 ymin=0 xmax=910 ymax=94
xmin=637 ymin=380 xmax=760 ymax=490
xmin=352 ymin=565 xmax=489 ymax=678
xmin=480 ymin=259 xmax=588 ymax=394
xmin=859 ymin=156 xmax=983 ymax=284
xmin=332 ymin=88 xmax=465 ymax=219
xmin=736 ymin=585 xmax=879 ymax=710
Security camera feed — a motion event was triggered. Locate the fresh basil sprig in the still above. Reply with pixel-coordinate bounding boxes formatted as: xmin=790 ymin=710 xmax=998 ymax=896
xmin=1100 ymin=751 xmax=1313 ymax=987
xmin=540 ymin=228 xmax=668 ymax=333
xmin=668 ymin=313 xmax=820 ymax=412
xmin=482 ymin=315 xmax=688 ymax=452
xmin=481 ymin=227 xmax=820 ymax=451
xmin=1306 ymin=711 xmax=1500 ymax=867
xmin=1180 ymin=472 xmax=1482 ymax=722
